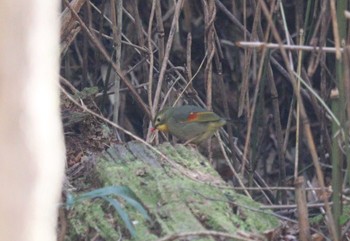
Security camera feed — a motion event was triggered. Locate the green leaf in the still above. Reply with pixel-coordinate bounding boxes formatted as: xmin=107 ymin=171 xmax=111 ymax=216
xmin=66 ymin=186 xmax=150 ymax=237
xmin=103 ymin=197 xmax=136 ymax=237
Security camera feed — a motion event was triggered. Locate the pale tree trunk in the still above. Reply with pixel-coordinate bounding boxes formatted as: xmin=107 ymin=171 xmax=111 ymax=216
xmin=0 ymin=1 xmax=65 ymax=241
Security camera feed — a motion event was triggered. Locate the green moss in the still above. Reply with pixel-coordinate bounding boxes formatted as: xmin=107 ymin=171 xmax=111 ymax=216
xmin=65 ymin=142 xmax=279 ymax=240
xmin=67 ymin=200 xmax=121 ymax=240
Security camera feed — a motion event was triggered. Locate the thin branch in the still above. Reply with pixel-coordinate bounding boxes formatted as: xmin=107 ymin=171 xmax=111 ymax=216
xmin=151 ymin=0 xmax=184 ymax=114
xmin=63 ymin=0 xmax=150 ymax=118
xmin=234 ymin=41 xmax=344 ymax=53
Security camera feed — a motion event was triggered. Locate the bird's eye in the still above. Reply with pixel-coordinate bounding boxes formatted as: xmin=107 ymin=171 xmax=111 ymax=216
xmin=156 ymin=117 xmax=161 ymax=122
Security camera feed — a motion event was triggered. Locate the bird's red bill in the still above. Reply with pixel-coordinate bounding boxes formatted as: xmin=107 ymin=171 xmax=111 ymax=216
xmin=150 ymin=127 xmax=157 ymax=132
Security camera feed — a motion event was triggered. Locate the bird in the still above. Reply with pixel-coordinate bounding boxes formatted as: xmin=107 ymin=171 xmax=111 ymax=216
xmin=152 ymin=105 xmax=226 ymax=144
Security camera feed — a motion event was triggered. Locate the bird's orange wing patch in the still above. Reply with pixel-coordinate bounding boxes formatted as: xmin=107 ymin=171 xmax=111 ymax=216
xmin=187 ymin=112 xmax=199 ymax=122
xmin=187 ymin=111 xmax=219 ymax=122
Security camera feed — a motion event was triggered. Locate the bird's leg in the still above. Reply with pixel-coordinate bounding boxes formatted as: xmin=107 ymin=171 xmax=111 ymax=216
xmin=183 ymin=137 xmax=196 ymax=145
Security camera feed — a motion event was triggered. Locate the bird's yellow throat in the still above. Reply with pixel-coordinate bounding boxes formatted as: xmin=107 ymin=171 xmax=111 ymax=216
xmin=156 ymin=124 xmax=169 ymax=132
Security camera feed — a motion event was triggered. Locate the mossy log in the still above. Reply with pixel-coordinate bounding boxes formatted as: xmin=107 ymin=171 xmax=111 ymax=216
xmin=65 ymin=141 xmax=279 ymax=241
